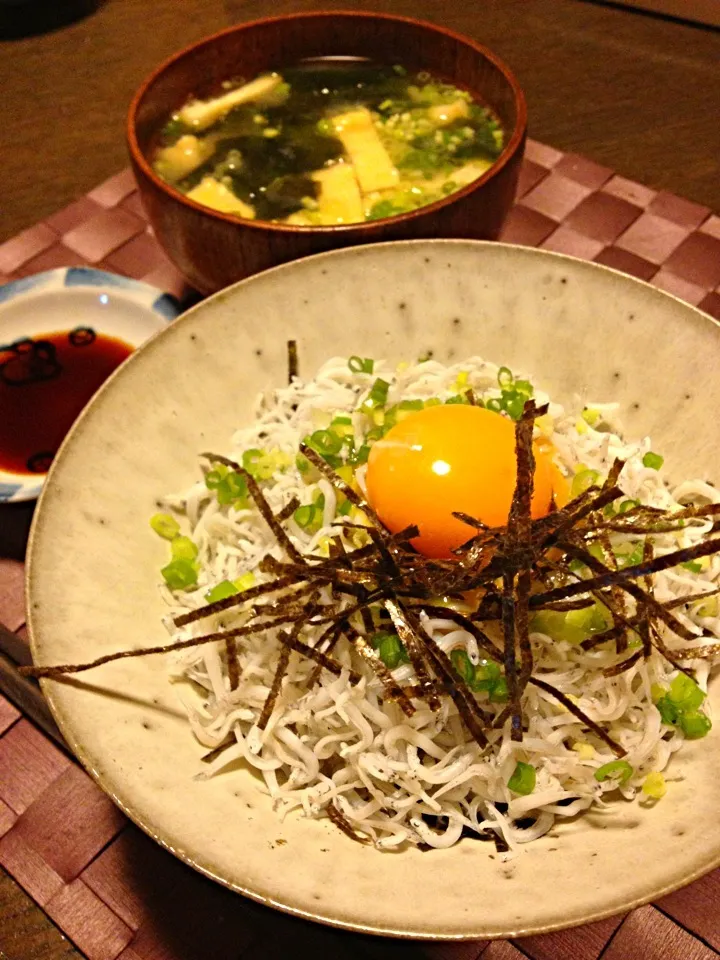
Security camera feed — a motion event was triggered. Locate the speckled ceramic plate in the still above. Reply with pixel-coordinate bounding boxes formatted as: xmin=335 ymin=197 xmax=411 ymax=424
xmin=27 ymin=241 xmax=720 ymax=940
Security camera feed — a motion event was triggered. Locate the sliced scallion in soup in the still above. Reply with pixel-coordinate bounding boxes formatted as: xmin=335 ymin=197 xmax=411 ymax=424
xmin=151 ymin=61 xmax=504 ymax=225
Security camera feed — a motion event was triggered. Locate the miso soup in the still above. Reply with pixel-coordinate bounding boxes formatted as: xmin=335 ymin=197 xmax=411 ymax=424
xmin=151 ymin=61 xmax=505 ymax=226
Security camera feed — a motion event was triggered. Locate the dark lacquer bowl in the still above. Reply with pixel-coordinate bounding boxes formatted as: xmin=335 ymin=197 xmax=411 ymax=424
xmin=127 ymin=11 xmax=527 ymax=295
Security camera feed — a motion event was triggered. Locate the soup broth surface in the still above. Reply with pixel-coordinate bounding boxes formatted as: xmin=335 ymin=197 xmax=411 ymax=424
xmin=151 ymin=60 xmax=504 ymax=225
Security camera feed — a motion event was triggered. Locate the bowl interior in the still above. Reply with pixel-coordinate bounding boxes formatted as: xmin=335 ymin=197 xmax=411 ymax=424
xmin=28 ymin=241 xmax=720 ymax=939
xmin=132 ymin=12 xmax=523 ymax=180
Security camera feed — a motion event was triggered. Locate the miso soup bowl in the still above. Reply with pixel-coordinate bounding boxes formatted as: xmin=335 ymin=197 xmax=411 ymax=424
xmin=127 ymin=11 xmax=527 ymax=295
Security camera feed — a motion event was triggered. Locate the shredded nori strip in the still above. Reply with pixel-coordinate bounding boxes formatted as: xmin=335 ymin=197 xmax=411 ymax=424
xmin=21 ymin=615 xmax=299 ymax=678
xmin=422 ymin=636 xmax=490 ymax=747
xmin=281 ymin=630 xmax=360 ymax=683
xmin=174 ymin=573 xmax=301 ymax=627
xmin=603 ymin=650 xmax=643 ymax=677
xmin=275 ymin=496 xmax=301 ymax=524
xmin=225 ymin=636 xmax=240 ymax=690
xmin=300 ymin=442 xmax=379 ymax=522
xmin=201 ymin=735 xmax=235 ymax=763
xmin=327 ymin=803 xmax=372 ymax=844
xmin=530 ymin=676 xmax=625 ymax=756
xmin=532 ymin=536 xmax=720 ymax=608
xmin=25 ymin=359 xmax=720 ymax=779
xmin=343 ymin=621 xmax=415 ymax=716
xmin=385 ymin=599 xmax=441 ymax=711
xmin=288 ymin=339 xmax=298 ymax=383
xmin=258 ymin=644 xmax=291 ymax=729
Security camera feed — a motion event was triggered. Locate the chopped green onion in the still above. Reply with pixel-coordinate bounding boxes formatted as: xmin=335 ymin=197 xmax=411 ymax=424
xmin=514 ymin=379 xmax=533 ymax=398
xmin=594 ymin=760 xmax=633 ymax=784
xmin=586 ymin=541 xmax=605 ymax=562
xmin=618 ymin=499 xmax=640 ymax=514
xmin=150 ymin=513 xmax=180 ymax=540
xmin=650 ymin=683 xmax=668 ymax=704
xmin=451 ymin=649 xmax=474 ymax=684
xmin=508 ymin=761 xmax=536 ymax=795
xmin=161 ymin=558 xmax=198 ymax=590
xmin=445 ymin=394 xmax=468 ymax=405
xmin=531 ymin=601 xmax=610 ymax=645
xmin=370 ymin=631 xmax=395 ymax=650
xmin=616 ymin=542 xmax=644 ymax=569
xmin=470 ymin=659 xmax=502 ymax=692
xmin=656 ymin=696 xmax=679 ymax=725
xmin=668 ymin=673 xmax=705 ymax=711
xmin=378 ymin=634 xmax=409 ymax=669
xmin=399 ymin=399 xmax=424 ymax=412
xmin=349 ymin=443 xmax=370 ymax=465
xmin=348 ymin=356 xmax=374 ymax=374
xmin=294 ymin=504 xmax=315 ymax=528
xmin=204 ymin=579 xmax=239 ymax=603
xmin=363 ymin=378 xmax=390 ymax=410
xmin=679 ymin=710 xmax=712 ymax=739
xmin=234 ymin=571 xmax=256 ymax=591
xmin=502 ymin=393 xmax=525 ymax=420
xmin=205 ymin=467 xmax=225 ymax=490
xmin=489 ymin=676 xmax=509 ymax=702
xmin=497 ymin=366 xmax=514 ymax=388
xmin=171 ymin=536 xmax=198 ymax=561
xmin=682 ymin=560 xmax=703 ymax=574
xmin=330 ymin=416 xmax=354 ymax=440
xmin=294 ymin=495 xmax=325 ymax=534
xmin=582 ymin=408 xmax=601 ymax=426
xmin=337 ymin=498 xmax=353 ymax=516
xmin=695 ymin=594 xmax=719 ymax=618
xmin=571 ymin=469 xmax=601 ymax=498
xmin=642 ymin=451 xmax=664 ymax=470
xmin=205 ymin=465 xmax=249 ymax=508
xmin=309 ymin=429 xmax=343 ymax=456
xmin=424 ymin=397 xmax=442 ymax=408
xmin=242 ymin=448 xmax=264 ymax=473
xmin=642 ymin=772 xmax=666 ymax=799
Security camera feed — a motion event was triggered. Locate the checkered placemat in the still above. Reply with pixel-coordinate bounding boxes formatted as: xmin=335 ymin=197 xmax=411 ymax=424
xmin=1 ymin=142 xmax=720 ymax=960
xmin=0 ymin=139 xmax=718 ymax=318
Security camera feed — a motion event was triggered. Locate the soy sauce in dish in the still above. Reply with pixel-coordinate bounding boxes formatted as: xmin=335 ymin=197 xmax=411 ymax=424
xmin=0 ymin=328 xmax=133 ymax=476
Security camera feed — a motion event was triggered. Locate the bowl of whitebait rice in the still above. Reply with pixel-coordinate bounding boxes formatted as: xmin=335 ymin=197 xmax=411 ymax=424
xmin=26 ymin=240 xmax=720 ymax=940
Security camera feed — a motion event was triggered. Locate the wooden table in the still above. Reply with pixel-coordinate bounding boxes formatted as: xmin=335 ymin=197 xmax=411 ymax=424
xmin=2 ymin=0 xmax=719 ymax=246
xmin=1 ymin=2 xmax=719 ymax=958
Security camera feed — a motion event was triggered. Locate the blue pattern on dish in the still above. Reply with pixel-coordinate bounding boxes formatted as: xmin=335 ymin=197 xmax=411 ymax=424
xmin=0 ymin=482 xmax=23 ymax=502
xmin=65 ymin=267 xmax=133 ymax=289
xmin=0 ymin=274 xmax=48 ymax=304
xmin=152 ymin=293 xmax=181 ymax=321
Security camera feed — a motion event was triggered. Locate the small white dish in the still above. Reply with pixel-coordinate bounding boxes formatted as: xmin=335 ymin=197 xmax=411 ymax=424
xmin=0 ymin=267 xmax=180 ymax=503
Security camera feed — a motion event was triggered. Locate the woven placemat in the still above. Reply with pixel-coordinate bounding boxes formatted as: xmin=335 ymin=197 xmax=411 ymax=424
xmin=1 ymin=141 xmax=720 ymax=960
xmin=0 ymin=140 xmax=719 ymax=316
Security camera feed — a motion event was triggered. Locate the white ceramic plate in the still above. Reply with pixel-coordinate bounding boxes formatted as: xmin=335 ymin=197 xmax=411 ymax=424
xmin=0 ymin=267 xmax=180 ymax=503
xmin=27 ymin=242 xmax=720 ymax=939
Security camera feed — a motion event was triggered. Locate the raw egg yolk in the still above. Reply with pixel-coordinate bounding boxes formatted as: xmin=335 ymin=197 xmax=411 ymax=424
xmin=366 ymin=404 xmax=562 ymax=559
